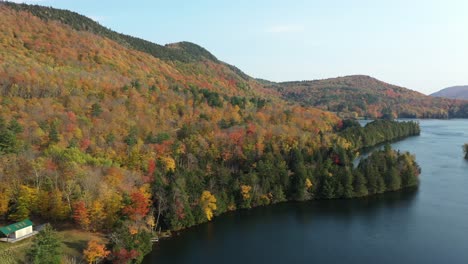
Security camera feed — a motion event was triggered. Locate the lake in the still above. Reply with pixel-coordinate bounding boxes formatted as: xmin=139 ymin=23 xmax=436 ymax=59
xmin=143 ymin=119 xmax=468 ymax=264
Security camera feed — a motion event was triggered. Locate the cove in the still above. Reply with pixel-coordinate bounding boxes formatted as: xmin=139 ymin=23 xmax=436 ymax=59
xmin=144 ymin=119 xmax=468 ymax=264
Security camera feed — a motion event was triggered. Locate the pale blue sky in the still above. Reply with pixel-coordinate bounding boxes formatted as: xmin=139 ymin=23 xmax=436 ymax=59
xmin=12 ymin=0 xmax=468 ymax=94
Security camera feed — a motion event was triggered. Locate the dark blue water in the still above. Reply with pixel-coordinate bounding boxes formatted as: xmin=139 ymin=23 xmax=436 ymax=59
xmin=143 ymin=119 xmax=468 ymax=264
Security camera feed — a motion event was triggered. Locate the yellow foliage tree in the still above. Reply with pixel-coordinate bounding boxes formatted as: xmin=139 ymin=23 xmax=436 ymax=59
xmin=49 ymin=189 xmax=71 ymax=220
xmin=260 ymin=194 xmax=271 ymax=205
xmin=101 ymin=191 xmax=123 ymax=227
xmin=200 ymin=191 xmax=217 ymax=221
xmin=89 ymin=200 xmax=106 ymax=231
xmin=10 ymin=185 xmax=38 ymax=221
xmin=160 ymin=156 xmax=176 ymax=172
xmin=305 ymin=178 xmax=313 ymax=189
xmin=146 ymin=213 xmax=156 ymax=231
xmin=240 ymin=185 xmax=252 ymax=200
xmin=0 ymin=188 xmax=11 ymax=216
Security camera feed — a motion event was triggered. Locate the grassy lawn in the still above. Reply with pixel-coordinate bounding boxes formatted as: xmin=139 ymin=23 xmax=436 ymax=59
xmin=0 ymin=229 xmax=106 ymax=264
xmin=59 ymin=229 xmax=106 ymax=262
xmin=0 ymin=237 xmax=32 ymax=264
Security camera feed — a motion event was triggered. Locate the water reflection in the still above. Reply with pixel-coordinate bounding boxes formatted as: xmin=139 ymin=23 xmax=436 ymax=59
xmin=292 ymin=187 xmax=419 ymax=224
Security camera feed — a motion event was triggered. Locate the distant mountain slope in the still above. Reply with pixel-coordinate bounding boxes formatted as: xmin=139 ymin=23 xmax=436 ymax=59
xmin=431 ymin=86 xmax=468 ymax=100
xmin=266 ymin=75 xmax=468 ymax=118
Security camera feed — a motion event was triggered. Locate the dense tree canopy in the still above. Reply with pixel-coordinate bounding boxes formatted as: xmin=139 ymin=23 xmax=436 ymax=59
xmin=0 ymin=3 xmax=424 ymax=263
xmin=339 ymin=119 xmax=420 ymax=151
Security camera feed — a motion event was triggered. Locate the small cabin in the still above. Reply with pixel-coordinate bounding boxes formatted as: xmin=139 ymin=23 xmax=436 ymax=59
xmin=0 ymin=219 xmax=34 ymax=242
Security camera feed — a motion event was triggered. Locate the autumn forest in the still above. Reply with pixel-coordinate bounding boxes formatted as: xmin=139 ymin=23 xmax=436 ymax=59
xmin=0 ymin=2 xmax=437 ymax=264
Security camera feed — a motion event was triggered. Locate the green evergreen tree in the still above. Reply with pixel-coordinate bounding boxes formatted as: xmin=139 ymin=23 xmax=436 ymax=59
xmin=290 ymin=149 xmax=307 ymax=200
xmin=376 ymin=174 xmax=386 ymax=193
xmin=91 ymin=103 xmax=103 ymax=117
xmin=0 ymin=129 xmax=18 ymax=154
xmin=8 ymin=119 xmax=23 ymax=134
xmin=48 ymin=124 xmax=60 ymax=144
xmin=385 ymin=167 xmax=401 ymax=191
xmin=321 ymin=176 xmax=335 ymax=199
xmin=399 ymin=154 xmax=419 ymax=187
xmin=27 ymin=224 xmax=62 ymax=264
xmin=365 ymin=164 xmax=378 ymax=194
xmin=0 ymin=117 xmax=22 ymax=154
xmin=341 ymin=169 xmax=354 ymax=198
xmin=352 ymin=171 xmax=368 ymax=197
xmin=124 ymin=126 xmax=138 ymax=147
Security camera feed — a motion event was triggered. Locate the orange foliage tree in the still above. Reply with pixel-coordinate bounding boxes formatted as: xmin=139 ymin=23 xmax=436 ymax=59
xmin=83 ymin=239 xmax=110 ymax=264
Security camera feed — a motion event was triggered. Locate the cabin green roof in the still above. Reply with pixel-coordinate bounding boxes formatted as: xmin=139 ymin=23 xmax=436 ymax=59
xmin=0 ymin=219 xmax=33 ymax=235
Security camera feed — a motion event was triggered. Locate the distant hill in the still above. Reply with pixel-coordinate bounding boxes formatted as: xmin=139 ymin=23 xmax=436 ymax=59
xmin=265 ymin=75 xmax=468 ymax=119
xmin=431 ymin=86 xmax=468 ymax=100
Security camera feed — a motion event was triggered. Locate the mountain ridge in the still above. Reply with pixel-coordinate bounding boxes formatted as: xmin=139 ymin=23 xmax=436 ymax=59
xmin=2 ymin=2 xmax=220 ymax=63
xmin=265 ymin=75 xmax=468 ymax=118
xmin=280 ymin=75 xmax=425 ymax=94
xmin=431 ymin=85 xmax=468 ymax=100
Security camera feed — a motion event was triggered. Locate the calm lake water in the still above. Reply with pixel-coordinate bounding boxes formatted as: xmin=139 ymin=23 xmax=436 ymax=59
xmin=143 ymin=119 xmax=468 ymax=264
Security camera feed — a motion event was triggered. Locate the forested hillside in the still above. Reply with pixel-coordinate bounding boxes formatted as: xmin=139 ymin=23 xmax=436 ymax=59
xmin=267 ymin=75 xmax=468 ymax=119
xmin=0 ymin=1 xmax=340 ymax=215
xmin=0 ymin=3 xmax=421 ymax=263
xmin=431 ymin=86 xmax=468 ymax=100
xmin=0 ymin=3 xmax=340 ymax=261
xmin=3 ymin=2 xmax=218 ymax=63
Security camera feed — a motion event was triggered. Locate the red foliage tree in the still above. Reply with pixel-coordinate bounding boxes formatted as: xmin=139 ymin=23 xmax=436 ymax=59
xmin=72 ymin=200 xmax=90 ymax=230
xmin=113 ymin=248 xmax=139 ymax=264
xmin=123 ymin=191 xmax=151 ymax=221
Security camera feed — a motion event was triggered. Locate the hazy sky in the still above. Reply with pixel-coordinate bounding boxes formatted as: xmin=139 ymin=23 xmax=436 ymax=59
xmin=12 ymin=0 xmax=468 ymax=94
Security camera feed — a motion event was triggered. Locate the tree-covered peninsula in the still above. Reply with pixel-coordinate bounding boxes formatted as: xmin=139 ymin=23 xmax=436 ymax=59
xmin=339 ymin=119 xmax=420 ymax=151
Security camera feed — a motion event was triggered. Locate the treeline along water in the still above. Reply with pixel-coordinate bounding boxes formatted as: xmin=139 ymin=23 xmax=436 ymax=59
xmin=339 ymin=119 xmax=421 ymax=151
xmin=144 ymin=120 xmax=468 ymax=264
xmin=152 ymin=119 xmax=421 ymax=231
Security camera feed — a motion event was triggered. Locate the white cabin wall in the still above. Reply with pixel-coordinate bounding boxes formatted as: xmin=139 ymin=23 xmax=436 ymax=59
xmin=13 ymin=226 xmax=33 ymax=239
